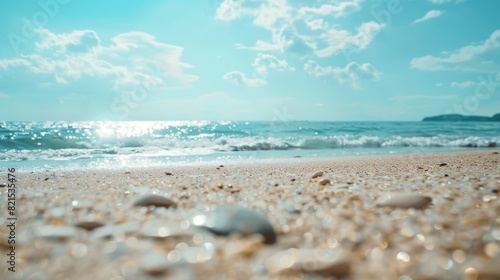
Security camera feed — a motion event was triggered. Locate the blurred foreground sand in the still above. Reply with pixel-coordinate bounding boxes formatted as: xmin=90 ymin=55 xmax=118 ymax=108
xmin=1 ymin=150 xmax=500 ymax=279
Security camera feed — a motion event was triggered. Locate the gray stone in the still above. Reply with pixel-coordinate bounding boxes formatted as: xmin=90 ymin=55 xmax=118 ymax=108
xmin=133 ymin=194 xmax=177 ymax=208
xmin=91 ymin=221 xmax=141 ymax=239
xmin=35 ymin=225 xmax=81 ymax=240
xmin=191 ymin=205 xmax=276 ymax=244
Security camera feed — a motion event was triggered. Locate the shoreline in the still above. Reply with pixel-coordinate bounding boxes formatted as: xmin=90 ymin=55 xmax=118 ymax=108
xmin=1 ymin=150 xmax=499 ymax=279
xmin=8 ymin=147 xmax=500 ymax=173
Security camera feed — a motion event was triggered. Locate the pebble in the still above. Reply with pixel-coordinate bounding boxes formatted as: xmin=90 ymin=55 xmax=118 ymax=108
xmin=191 ymin=205 xmax=277 ymax=244
xmin=318 ymin=178 xmax=331 ymax=186
xmin=75 ymin=220 xmax=105 ymax=231
xmin=165 ymin=172 xmax=173 ymax=176
xmin=91 ymin=221 xmax=141 ymax=239
xmin=265 ymin=248 xmax=350 ymax=276
xmin=35 ymin=225 xmax=81 ymax=239
xmin=133 ymin=194 xmax=177 ymax=208
xmin=439 ymin=163 xmax=447 ymax=167
xmin=377 ymin=193 xmax=432 ymax=209
xmin=0 ymin=182 xmax=7 ymax=187
xmin=311 ymin=171 xmax=324 ymax=179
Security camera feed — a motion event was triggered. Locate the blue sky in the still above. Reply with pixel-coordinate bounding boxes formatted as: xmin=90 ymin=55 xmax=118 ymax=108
xmin=0 ymin=0 xmax=499 ymax=121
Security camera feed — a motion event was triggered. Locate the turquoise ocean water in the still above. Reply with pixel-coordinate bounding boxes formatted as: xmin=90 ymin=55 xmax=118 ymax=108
xmin=1 ymin=121 xmax=499 ymax=170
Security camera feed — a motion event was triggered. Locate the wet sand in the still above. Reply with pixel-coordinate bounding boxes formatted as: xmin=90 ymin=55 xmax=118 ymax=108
xmin=1 ymin=150 xmax=500 ymax=279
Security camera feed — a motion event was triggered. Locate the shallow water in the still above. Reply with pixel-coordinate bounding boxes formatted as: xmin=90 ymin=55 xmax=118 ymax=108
xmin=1 ymin=121 xmax=499 ymax=169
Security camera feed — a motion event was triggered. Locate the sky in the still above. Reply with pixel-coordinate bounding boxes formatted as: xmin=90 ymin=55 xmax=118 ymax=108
xmin=0 ymin=0 xmax=499 ymax=121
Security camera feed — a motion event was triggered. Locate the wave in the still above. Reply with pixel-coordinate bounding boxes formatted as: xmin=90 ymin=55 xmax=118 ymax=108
xmin=1 ymin=134 xmax=498 ymax=161
xmin=2 ymin=121 xmax=499 ymax=162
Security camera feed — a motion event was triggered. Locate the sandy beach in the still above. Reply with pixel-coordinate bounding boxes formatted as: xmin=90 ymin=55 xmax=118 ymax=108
xmin=1 ymin=150 xmax=500 ymax=279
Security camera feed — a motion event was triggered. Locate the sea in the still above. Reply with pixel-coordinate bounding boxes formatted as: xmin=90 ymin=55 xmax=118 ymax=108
xmin=1 ymin=121 xmax=499 ymax=170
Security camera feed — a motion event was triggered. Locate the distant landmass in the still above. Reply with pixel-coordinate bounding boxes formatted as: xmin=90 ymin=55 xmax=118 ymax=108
xmin=422 ymin=113 xmax=500 ymax=122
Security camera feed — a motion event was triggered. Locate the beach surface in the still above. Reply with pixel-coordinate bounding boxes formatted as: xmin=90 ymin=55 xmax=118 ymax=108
xmin=1 ymin=150 xmax=500 ymax=279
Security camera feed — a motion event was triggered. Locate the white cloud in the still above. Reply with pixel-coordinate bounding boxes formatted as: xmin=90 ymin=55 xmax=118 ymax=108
xmin=55 ymin=74 xmax=68 ymax=85
xmin=428 ymin=0 xmax=452 ymax=4
xmin=216 ymin=0 xmax=292 ymax=29
xmin=450 ymin=81 xmax=476 ymax=88
xmin=215 ymin=0 xmax=243 ymax=21
xmin=304 ymin=60 xmax=381 ymax=88
xmin=305 ymin=19 xmax=327 ymax=31
xmin=435 ymin=82 xmax=443 ymax=87
xmin=215 ymin=0 xmax=381 ymax=58
xmin=0 ymin=28 xmax=198 ymax=94
xmin=410 ymin=30 xmax=500 ymax=72
xmin=236 ymin=24 xmax=294 ymax=52
xmin=413 ymin=10 xmax=445 ymax=24
xmin=299 ymin=0 xmax=361 ymax=18
xmin=315 ymin=21 xmax=385 ymax=57
xmin=223 ymin=53 xmax=294 ymax=86
xmin=252 ymin=0 xmax=292 ymax=30
xmin=223 ymin=71 xmax=266 ymax=87
xmin=252 ymin=53 xmax=295 ymax=76
xmin=35 ymin=29 xmax=100 ymax=54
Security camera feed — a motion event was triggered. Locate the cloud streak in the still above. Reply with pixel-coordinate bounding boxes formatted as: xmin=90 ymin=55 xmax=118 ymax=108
xmin=223 ymin=71 xmax=266 ymax=87
xmin=252 ymin=53 xmax=295 ymax=76
xmin=410 ymin=30 xmax=500 ymax=72
xmin=223 ymin=53 xmax=294 ymax=87
xmin=413 ymin=10 xmax=445 ymax=24
xmin=304 ymin=60 xmax=381 ymax=88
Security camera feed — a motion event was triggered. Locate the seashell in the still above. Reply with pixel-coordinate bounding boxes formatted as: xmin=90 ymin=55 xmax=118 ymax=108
xmin=318 ymin=178 xmax=331 ymax=186
xmin=311 ymin=171 xmax=324 ymax=179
